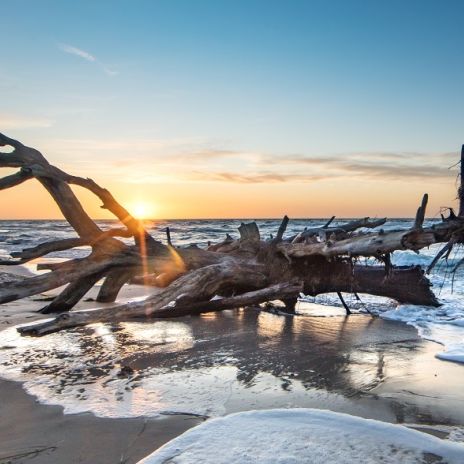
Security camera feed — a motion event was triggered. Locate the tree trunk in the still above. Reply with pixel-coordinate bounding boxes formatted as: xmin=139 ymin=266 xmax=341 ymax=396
xmin=0 ymin=132 xmax=462 ymax=336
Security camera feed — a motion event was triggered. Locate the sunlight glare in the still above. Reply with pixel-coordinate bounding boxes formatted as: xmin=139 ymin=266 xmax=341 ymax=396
xmin=130 ymin=201 xmax=155 ymax=219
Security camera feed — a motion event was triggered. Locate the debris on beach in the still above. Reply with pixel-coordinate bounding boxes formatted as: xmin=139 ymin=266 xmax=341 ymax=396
xmin=1 ymin=133 xmax=464 ymax=338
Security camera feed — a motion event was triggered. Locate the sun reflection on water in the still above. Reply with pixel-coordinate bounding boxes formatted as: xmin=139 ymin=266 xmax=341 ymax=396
xmin=0 ymin=310 xmax=461 ymax=424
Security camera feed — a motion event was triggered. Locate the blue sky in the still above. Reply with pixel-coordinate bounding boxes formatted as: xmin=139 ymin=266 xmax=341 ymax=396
xmin=1 ymin=0 xmax=464 ymax=218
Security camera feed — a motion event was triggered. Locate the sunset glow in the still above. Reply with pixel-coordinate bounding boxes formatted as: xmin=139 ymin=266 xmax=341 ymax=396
xmin=1 ymin=1 xmax=464 ymax=219
xmin=3 ymin=3 xmax=464 ymax=462
xmin=129 ymin=201 xmax=156 ymax=220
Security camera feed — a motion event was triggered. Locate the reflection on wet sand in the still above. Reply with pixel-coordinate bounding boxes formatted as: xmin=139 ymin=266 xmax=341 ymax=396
xmin=0 ymin=309 xmax=463 ymax=426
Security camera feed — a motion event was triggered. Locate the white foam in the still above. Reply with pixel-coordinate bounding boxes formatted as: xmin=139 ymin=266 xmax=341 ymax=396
xmin=297 ymin=246 xmax=464 ymax=364
xmin=378 ymin=295 xmax=464 ymax=364
xmin=138 ymin=408 xmax=464 ymax=464
xmin=0 ymin=322 xmax=236 ymax=418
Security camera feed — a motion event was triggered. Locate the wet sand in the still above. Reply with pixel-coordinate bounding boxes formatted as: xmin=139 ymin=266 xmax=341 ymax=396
xmin=0 ymin=268 xmax=202 ymax=463
xmin=1 ymin=267 xmax=464 ymax=462
xmin=0 ymin=379 xmax=202 ymax=464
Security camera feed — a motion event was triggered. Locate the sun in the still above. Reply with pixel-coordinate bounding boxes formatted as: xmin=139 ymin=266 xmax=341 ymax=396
xmin=130 ymin=201 xmax=155 ymax=219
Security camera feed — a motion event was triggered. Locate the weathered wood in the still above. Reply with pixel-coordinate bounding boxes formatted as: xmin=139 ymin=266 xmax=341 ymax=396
xmin=414 ymin=193 xmax=428 ymax=229
xmin=0 ymin=168 xmax=33 ymax=190
xmin=39 ymin=271 xmax=107 ymax=314
xmin=427 ymin=238 xmax=456 ymax=274
xmin=323 ymin=216 xmax=336 ymax=228
xmin=166 ymin=227 xmax=172 ymax=246
xmin=1 ymin=132 xmax=464 ymax=336
xmin=207 ymin=233 xmax=234 ymax=252
xmin=278 ymin=212 xmax=464 ymax=261
xmin=287 ymin=217 xmax=387 ymax=243
xmin=19 ymin=281 xmax=302 ymax=336
xmin=280 ymin=296 xmax=298 ymax=313
xmin=0 ymin=248 xmax=131 ymax=304
xmin=18 ymin=262 xmax=273 ymax=335
xmin=337 ymin=292 xmax=351 ymax=315
xmin=239 ymin=222 xmax=260 ymax=242
xmin=39 ymin=177 xmax=103 ymax=239
xmin=1 ymin=228 xmax=133 ymax=266
xmin=274 ymin=215 xmax=289 ymax=242
xmin=459 ymin=144 xmax=464 ymax=216
xmin=96 ymin=269 xmax=136 ymax=303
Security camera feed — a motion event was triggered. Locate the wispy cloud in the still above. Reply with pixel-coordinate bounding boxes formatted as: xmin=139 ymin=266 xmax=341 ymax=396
xmin=58 ymin=43 xmax=118 ymax=76
xmin=59 ymin=44 xmax=96 ymax=62
xmin=187 ymin=171 xmax=327 ymax=183
xmin=266 ymin=151 xmax=457 ymax=180
xmin=181 ymin=150 xmax=459 ymax=184
xmin=0 ymin=114 xmax=53 ymax=129
xmin=40 ymin=136 xmax=459 ymax=185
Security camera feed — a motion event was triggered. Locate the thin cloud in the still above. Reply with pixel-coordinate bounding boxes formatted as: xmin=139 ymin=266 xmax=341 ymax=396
xmin=58 ymin=43 xmax=118 ymax=76
xmin=184 ymin=150 xmax=458 ymax=184
xmin=38 ymin=136 xmax=459 ymax=185
xmin=339 ymin=161 xmax=453 ymax=179
xmin=59 ymin=44 xmax=96 ymax=62
xmin=188 ymin=171 xmax=326 ymax=184
xmin=260 ymin=151 xmax=458 ymax=181
xmin=178 ymin=149 xmax=259 ymax=163
xmin=0 ymin=114 xmax=53 ymax=129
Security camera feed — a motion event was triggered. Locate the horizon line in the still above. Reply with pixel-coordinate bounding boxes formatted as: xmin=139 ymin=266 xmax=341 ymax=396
xmin=0 ymin=216 xmax=436 ymax=221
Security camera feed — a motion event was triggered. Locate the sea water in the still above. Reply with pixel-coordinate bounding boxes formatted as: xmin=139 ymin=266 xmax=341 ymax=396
xmin=0 ymin=218 xmax=464 ymax=428
xmin=1 ymin=217 xmax=463 ymax=363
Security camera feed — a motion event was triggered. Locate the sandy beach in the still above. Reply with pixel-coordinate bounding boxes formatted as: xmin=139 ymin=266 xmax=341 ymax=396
xmin=0 ymin=267 xmax=205 ymax=464
xmin=0 ymin=379 xmax=203 ymax=464
xmin=4 ymin=2 xmax=464 ymax=460
xmin=1 ymin=264 xmax=464 ymax=463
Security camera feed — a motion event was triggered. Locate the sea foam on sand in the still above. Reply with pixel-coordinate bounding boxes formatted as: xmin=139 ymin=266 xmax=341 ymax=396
xmin=138 ymin=408 xmax=464 ymax=464
xmin=299 ymin=247 xmax=464 ymax=364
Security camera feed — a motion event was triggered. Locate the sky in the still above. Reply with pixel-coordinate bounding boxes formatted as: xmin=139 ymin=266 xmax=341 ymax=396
xmin=1 ymin=0 xmax=464 ymax=219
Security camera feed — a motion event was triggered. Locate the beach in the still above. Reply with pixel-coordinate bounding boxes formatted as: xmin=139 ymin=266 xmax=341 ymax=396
xmin=0 ymin=379 xmax=202 ymax=464
xmin=1 ymin=262 xmax=464 ymax=462
xmin=4 ymin=1 xmax=464 ymax=459
xmin=0 ymin=269 xmax=206 ymax=464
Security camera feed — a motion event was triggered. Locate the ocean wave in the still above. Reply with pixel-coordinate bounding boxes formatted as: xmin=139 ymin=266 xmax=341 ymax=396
xmin=2 ymin=219 xmax=464 ymax=364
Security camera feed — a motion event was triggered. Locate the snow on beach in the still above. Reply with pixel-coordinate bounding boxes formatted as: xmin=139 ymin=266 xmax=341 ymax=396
xmin=138 ymin=408 xmax=464 ymax=464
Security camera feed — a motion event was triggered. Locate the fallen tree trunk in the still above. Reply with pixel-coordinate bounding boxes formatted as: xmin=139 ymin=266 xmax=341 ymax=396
xmin=18 ymin=281 xmax=303 ymax=336
xmin=0 ymin=132 xmax=463 ymax=336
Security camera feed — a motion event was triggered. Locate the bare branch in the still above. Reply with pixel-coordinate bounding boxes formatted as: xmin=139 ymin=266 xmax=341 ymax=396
xmin=39 ymin=271 xmax=107 ymax=314
xmin=0 ymin=168 xmax=33 ymax=190
xmin=273 ymin=215 xmax=289 ymax=243
xmin=18 ymin=280 xmax=301 ymax=336
xmin=414 ymin=193 xmax=428 ymax=229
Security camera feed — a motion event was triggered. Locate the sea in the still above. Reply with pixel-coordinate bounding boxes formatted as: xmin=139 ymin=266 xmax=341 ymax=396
xmin=1 ymin=217 xmax=464 ymax=364
xmin=0 ymin=218 xmax=464 ymax=427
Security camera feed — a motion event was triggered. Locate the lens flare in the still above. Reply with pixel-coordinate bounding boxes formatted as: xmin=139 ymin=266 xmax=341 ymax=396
xmin=130 ymin=202 xmax=155 ymax=219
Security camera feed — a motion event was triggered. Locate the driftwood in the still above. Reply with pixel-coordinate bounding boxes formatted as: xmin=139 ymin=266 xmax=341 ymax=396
xmin=1 ymin=133 xmax=464 ymax=336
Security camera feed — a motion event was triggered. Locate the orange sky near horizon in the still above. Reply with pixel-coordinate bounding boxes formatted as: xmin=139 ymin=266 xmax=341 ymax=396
xmin=0 ymin=168 xmax=458 ymax=221
xmin=3 ymin=1 xmax=464 ymax=222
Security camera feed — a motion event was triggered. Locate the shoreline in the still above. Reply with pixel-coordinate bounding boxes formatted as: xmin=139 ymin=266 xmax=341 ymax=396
xmin=1 ymin=266 xmax=464 ymax=463
xmin=0 ymin=378 xmax=203 ymax=464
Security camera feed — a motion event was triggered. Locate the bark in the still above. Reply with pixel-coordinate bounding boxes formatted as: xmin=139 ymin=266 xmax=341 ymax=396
xmin=18 ymin=261 xmax=272 ymax=335
xmin=459 ymin=144 xmax=464 ymax=217
xmin=287 ymin=217 xmax=387 ymax=243
xmin=277 ymin=213 xmax=464 ymax=261
xmin=39 ymin=271 xmax=107 ymax=314
xmin=96 ymin=269 xmax=137 ymax=303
